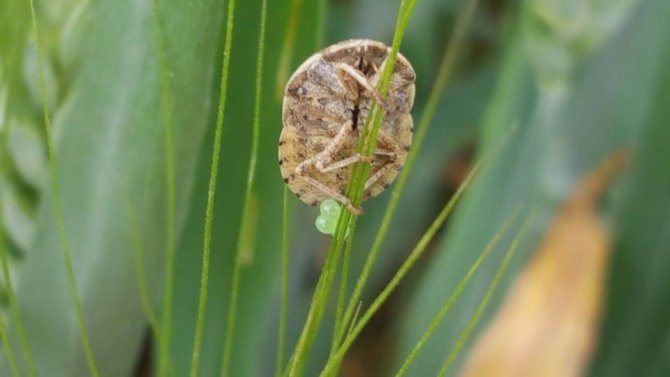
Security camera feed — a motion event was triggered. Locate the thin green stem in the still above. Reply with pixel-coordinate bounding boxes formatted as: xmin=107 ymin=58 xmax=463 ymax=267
xmin=437 ymin=215 xmax=533 ymax=377
xmin=330 ymin=235 xmax=354 ymax=357
xmin=315 ymin=0 xmax=326 ymax=49
xmin=220 ymin=0 xmax=266 ymax=375
xmin=28 ymin=2 xmax=100 ymax=376
xmin=117 ymin=184 xmax=159 ymax=333
xmin=150 ymin=0 xmax=177 ymax=375
xmin=117 ymin=183 xmax=175 ymax=377
xmin=275 ymin=186 xmax=290 ymax=377
xmin=190 ymin=0 xmax=237 ymax=375
xmin=0 ymin=313 xmax=19 ymax=377
xmin=320 ymin=139 xmax=507 ymax=375
xmin=275 ymin=0 xmax=303 ymax=99
xmin=286 ymin=1 xmax=419 ymax=374
xmin=337 ymin=0 xmax=481 ymax=346
xmin=0 ymin=210 xmax=35 ymax=375
xmin=395 ymin=209 xmax=520 ymax=376
xmin=284 ymin=211 xmax=355 ymax=377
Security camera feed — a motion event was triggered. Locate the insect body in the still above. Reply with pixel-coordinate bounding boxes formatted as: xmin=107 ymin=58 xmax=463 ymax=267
xmin=279 ymin=39 xmax=416 ymax=215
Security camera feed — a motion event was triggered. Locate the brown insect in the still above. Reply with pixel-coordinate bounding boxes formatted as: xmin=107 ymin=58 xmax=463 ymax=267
xmin=279 ymin=39 xmax=416 ymax=215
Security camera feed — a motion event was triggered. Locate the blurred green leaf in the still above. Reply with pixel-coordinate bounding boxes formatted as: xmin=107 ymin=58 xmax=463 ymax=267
xmin=395 ymin=0 xmax=670 ymax=375
xmin=168 ymin=1 xmax=320 ymax=376
xmin=6 ymin=0 xmax=227 ymax=375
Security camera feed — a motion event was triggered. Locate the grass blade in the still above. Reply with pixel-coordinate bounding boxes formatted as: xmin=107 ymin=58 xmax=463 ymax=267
xmin=336 ymin=0 xmax=482 ymax=346
xmin=190 ymin=0 xmax=237 ymax=375
xmin=0 ymin=313 xmax=19 ymax=377
xmin=275 ymin=0 xmax=304 ymax=99
xmin=276 ymin=186 xmax=290 ymax=377
xmin=437 ymin=215 xmax=533 ymax=376
xmin=395 ymin=209 xmax=520 ymax=376
xmin=220 ymin=0 xmax=267 ymax=375
xmin=149 ymin=0 xmax=177 ymax=375
xmin=27 ymin=1 xmax=99 ymax=375
xmin=285 ymin=1 xmax=419 ymax=374
xmin=0 ymin=211 xmax=35 ymax=375
xmin=320 ymin=127 xmax=515 ymax=375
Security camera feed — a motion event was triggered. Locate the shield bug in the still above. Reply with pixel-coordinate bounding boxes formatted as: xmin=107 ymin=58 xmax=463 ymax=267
xmin=279 ymin=39 xmax=416 ymax=215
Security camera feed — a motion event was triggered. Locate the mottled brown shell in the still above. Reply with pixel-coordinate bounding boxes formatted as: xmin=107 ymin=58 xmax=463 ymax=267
xmin=279 ymin=39 xmax=416 ymax=208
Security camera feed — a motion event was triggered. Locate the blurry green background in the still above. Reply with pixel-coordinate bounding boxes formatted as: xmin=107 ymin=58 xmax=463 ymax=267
xmin=1 ymin=0 xmax=669 ymax=376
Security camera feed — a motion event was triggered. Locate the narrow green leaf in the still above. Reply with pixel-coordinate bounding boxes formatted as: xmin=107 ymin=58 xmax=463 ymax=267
xmin=28 ymin=0 xmax=99 ymax=374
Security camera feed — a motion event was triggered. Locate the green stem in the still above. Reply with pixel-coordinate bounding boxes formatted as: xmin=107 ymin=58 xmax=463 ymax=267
xmin=275 ymin=187 xmax=290 ymax=377
xmin=28 ymin=1 xmax=100 ymax=375
xmin=190 ymin=0 xmax=237 ymax=375
xmin=337 ymin=0 xmax=482 ymax=346
xmin=0 ymin=313 xmax=19 ymax=377
xmin=395 ymin=209 xmax=520 ymax=376
xmin=330 ymin=235 xmax=354 ymax=357
xmin=284 ymin=211 xmax=355 ymax=377
xmin=275 ymin=0 xmax=303 ymax=99
xmin=319 ymin=133 xmax=511 ymax=375
xmin=437 ymin=215 xmax=533 ymax=377
xmin=150 ymin=0 xmax=177 ymax=375
xmin=285 ymin=1 xmax=419 ymax=374
xmin=220 ymin=0 xmax=267 ymax=375
xmin=0 ymin=211 xmax=35 ymax=375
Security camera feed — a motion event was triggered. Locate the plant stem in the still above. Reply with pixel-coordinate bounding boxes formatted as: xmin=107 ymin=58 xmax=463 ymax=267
xmin=320 ymin=131 xmax=514 ymax=375
xmin=336 ymin=0 xmax=482 ymax=347
xmin=437 ymin=215 xmax=533 ymax=377
xmin=28 ymin=1 xmax=100 ymax=375
xmin=190 ymin=0 xmax=237 ymax=375
xmin=0 ymin=313 xmax=19 ymax=377
xmin=0 ymin=209 xmax=35 ymax=376
xmin=275 ymin=187 xmax=290 ymax=377
xmin=395 ymin=209 xmax=520 ymax=376
xmin=275 ymin=0 xmax=303 ymax=99
xmin=150 ymin=0 xmax=177 ymax=375
xmin=220 ymin=0 xmax=267 ymax=375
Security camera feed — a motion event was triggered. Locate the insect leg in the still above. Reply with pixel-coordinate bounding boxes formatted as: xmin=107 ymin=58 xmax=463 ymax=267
xmin=364 ymin=161 xmax=399 ymax=191
xmin=295 ymin=175 xmax=362 ymax=215
xmin=334 ymin=63 xmax=386 ymax=106
xmin=295 ymin=120 xmax=354 ymax=174
xmin=317 ymin=154 xmax=371 ymax=173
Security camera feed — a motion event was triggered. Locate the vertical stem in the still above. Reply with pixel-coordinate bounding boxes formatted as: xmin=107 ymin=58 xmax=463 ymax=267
xmin=190 ymin=0 xmax=237 ymax=375
xmin=437 ymin=216 xmax=532 ymax=377
xmin=28 ymin=1 xmax=100 ymax=375
xmin=219 ymin=0 xmax=267 ymax=375
xmin=150 ymin=0 xmax=177 ymax=374
xmin=275 ymin=187 xmax=290 ymax=377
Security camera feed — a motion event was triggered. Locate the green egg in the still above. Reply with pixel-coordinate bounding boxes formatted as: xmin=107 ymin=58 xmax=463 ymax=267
xmin=320 ymin=199 xmax=341 ymax=218
xmin=315 ymin=214 xmax=337 ymax=235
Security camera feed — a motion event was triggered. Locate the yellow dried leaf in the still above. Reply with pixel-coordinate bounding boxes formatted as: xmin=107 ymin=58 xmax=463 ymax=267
xmin=459 ymin=152 xmax=628 ymax=377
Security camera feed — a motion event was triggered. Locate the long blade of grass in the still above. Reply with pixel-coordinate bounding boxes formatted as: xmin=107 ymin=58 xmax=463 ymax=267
xmin=395 ymin=209 xmax=521 ymax=376
xmin=150 ymin=0 xmax=177 ymax=375
xmin=0 ymin=211 xmax=35 ymax=375
xmin=319 ymin=131 xmax=513 ymax=375
xmin=284 ymin=213 xmax=353 ymax=377
xmin=285 ymin=1 xmax=419 ymax=374
xmin=330 ymin=232 xmax=355 ymax=356
xmin=117 ymin=185 xmax=159 ymax=331
xmin=190 ymin=0 xmax=237 ymax=375
xmin=337 ymin=0 xmax=482 ymax=346
xmin=275 ymin=186 xmax=290 ymax=377
xmin=117 ymin=184 xmax=176 ymax=377
xmin=0 ymin=312 xmax=19 ymax=377
xmin=437 ymin=215 xmax=533 ymax=377
xmin=275 ymin=0 xmax=303 ymax=99
xmin=27 ymin=2 xmax=100 ymax=376
xmin=219 ymin=0 xmax=267 ymax=375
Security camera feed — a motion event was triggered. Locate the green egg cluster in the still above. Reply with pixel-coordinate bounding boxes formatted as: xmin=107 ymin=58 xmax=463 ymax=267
xmin=315 ymin=199 xmax=342 ymax=235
